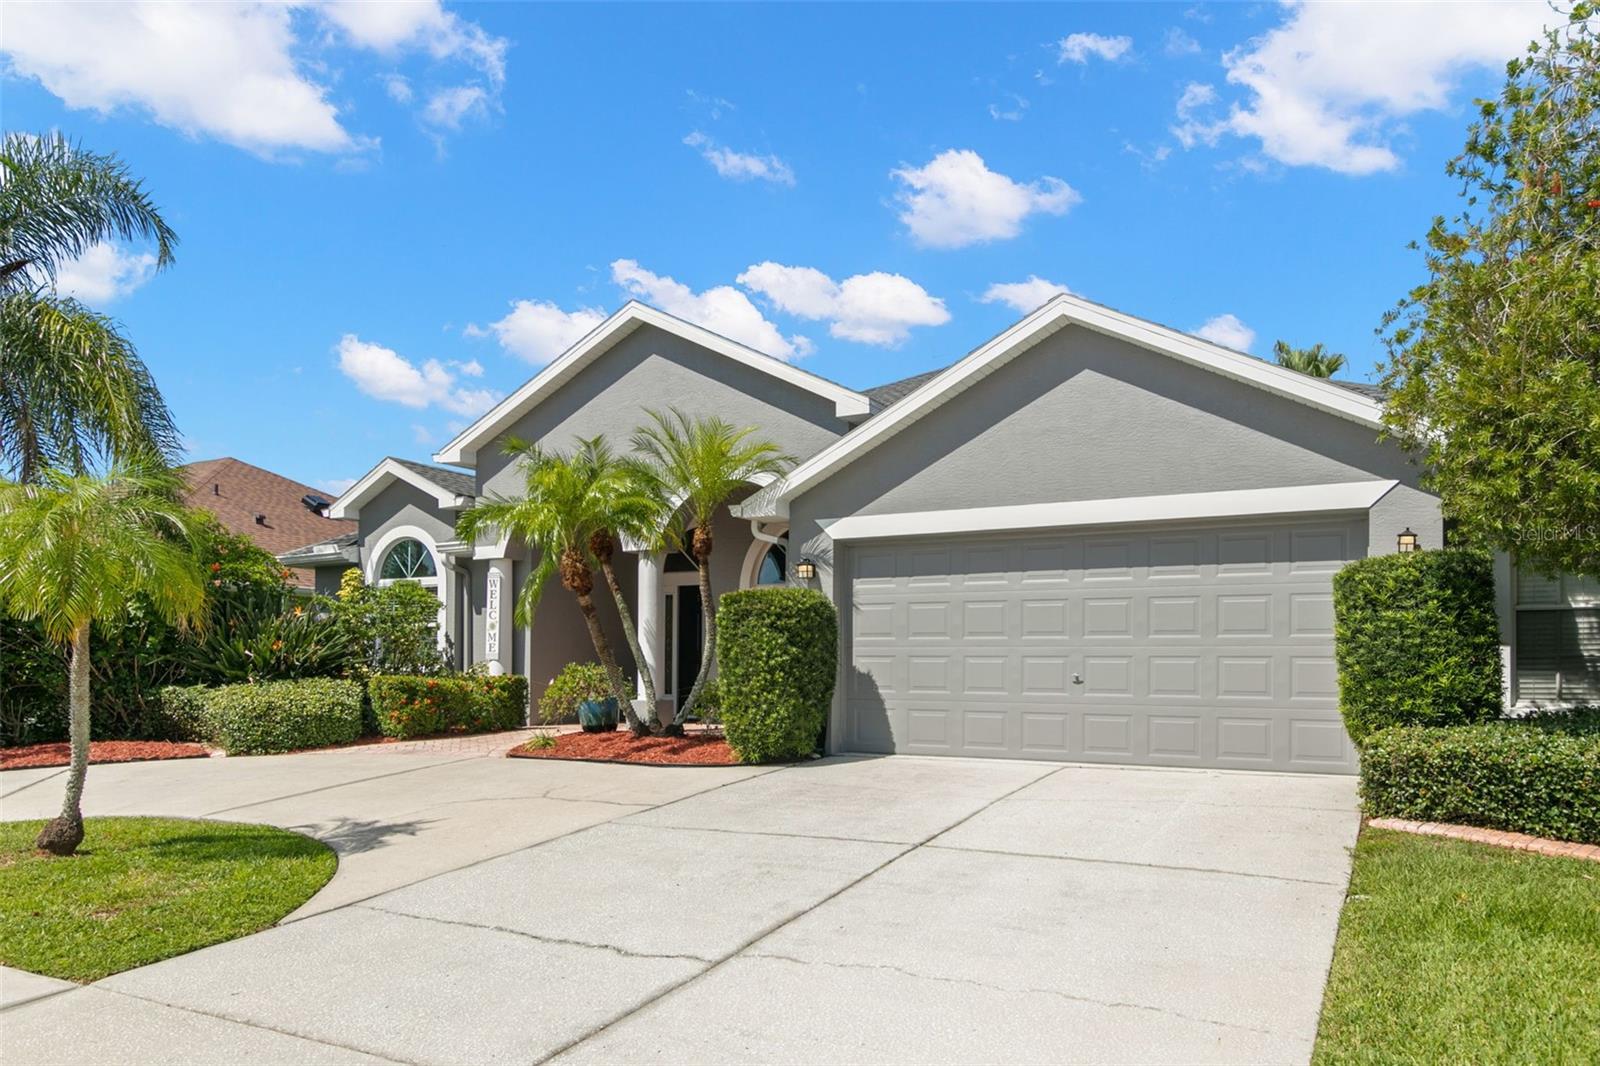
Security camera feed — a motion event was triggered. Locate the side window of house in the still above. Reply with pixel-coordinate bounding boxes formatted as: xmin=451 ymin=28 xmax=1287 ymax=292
xmin=1515 ymin=568 xmax=1600 ymax=704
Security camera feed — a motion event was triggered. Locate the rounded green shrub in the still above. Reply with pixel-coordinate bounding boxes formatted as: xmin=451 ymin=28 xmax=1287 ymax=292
xmin=1360 ymin=712 xmax=1600 ymax=844
xmin=204 ymin=677 xmax=363 ymax=755
xmin=717 ymin=587 xmax=837 ymax=763
xmin=1332 ymin=548 xmax=1502 ymax=744
xmin=370 ymin=674 xmax=529 ymax=738
xmin=536 ymin=662 xmax=612 ymax=725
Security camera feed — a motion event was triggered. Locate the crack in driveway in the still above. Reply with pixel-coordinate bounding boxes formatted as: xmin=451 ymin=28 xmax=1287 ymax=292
xmin=357 ymin=904 xmax=717 ymax=964
xmin=742 ymin=951 xmax=1279 ymax=1037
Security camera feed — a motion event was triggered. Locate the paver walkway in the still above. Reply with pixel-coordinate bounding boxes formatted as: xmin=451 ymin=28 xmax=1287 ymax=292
xmin=1 ymin=749 xmax=1358 ymax=1064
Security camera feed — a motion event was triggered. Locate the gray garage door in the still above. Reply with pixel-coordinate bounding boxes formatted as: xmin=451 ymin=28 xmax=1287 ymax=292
xmin=844 ymin=518 xmax=1365 ymax=773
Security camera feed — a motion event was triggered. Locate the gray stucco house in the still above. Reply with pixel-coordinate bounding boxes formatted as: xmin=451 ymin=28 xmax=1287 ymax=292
xmin=283 ymin=295 xmax=1599 ymax=773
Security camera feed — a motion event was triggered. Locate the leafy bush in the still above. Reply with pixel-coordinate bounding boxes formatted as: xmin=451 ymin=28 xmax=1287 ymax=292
xmin=182 ymin=590 xmax=354 ymax=684
xmin=154 ymin=685 xmax=215 ymax=743
xmin=691 ymin=675 xmax=722 ymax=725
xmin=537 ymin=662 xmax=611 ymax=725
xmin=193 ymin=678 xmax=363 ymax=755
xmin=1332 ymin=549 xmax=1503 ymax=744
xmin=1360 ymin=712 xmax=1600 ymax=844
xmin=1 ymin=511 xmax=299 ymax=745
xmin=334 ymin=577 xmax=452 ymax=678
xmin=369 ymin=674 xmax=528 ymax=739
xmin=717 ymin=587 xmax=837 ymax=763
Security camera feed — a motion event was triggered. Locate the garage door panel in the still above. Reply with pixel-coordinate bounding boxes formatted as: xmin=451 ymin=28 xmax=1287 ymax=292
xmin=844 ymin=519 xmax=1361 ymax=773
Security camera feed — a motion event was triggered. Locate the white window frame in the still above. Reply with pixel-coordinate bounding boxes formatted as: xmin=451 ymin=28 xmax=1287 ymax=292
xmin=366 ymin=525 xmax=449 ymax=651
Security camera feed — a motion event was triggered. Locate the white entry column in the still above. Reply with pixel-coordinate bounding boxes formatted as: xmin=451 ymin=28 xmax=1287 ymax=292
xmin=636 ymin=551 xmax=662 ymax=701
xmin=485 ymin=558 xmax=512 ymax=676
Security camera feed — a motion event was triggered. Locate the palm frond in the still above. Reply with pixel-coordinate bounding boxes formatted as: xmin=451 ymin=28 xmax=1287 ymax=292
xmin=1 ymin=132 xmax=177 ymax=291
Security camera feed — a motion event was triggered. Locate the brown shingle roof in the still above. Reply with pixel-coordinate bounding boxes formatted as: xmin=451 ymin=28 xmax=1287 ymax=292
xmin=180 ymin=458 xmax=356 ymax=588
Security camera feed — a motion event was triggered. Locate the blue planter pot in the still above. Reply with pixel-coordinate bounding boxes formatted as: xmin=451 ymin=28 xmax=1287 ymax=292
xmin=577 ymin=697 xmax=619 ymax=732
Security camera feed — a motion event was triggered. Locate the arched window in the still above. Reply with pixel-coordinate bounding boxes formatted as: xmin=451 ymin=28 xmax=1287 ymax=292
xmin=753 ymin=540 xmax=787 ymax=586
xmin=379 ymin=538 xmax=436 ymax=581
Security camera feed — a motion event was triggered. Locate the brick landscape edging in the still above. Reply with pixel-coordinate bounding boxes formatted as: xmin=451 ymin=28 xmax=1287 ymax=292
xmin=1368 ymin=817 xmax=1600 ymax=863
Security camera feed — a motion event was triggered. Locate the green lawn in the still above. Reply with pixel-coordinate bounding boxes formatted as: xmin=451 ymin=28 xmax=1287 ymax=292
xmin=1314 ymin=828 xmax=1600 ymax=1065
xmin=0 ymin=817 xmax=335 ymax=982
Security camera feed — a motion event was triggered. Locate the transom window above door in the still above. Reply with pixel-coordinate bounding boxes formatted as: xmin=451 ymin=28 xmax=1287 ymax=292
xmin=754 ymin=540 xmax=787 ymax=586
xmin=380 ymin=538 xmax=436 ymax=581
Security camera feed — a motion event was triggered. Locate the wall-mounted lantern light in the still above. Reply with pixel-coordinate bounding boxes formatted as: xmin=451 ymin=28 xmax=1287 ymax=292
xmin=793 ymin=557 xmax=818 ymax=581
xmin=1396 ymin=528 xmax=1420 ymax=553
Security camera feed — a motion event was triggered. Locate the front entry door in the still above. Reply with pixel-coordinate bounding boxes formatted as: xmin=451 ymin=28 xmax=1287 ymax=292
xmin=674 ymin=589 xmax=703 ymax=706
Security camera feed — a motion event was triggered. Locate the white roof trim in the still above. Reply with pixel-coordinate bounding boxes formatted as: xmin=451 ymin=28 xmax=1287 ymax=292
xmin=433 ymin=301 xmax=870 ymax=466
xmin=744 ymin=293 xmax=1386 ymax=519
xmin=818 ymin=480 xmax=1398 ymax=542
xmin=327 ymin=458 xmax=473 ymax=520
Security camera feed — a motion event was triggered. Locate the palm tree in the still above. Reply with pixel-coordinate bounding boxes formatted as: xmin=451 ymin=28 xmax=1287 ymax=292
xmin=0 ymin=463 xmax=206 ymax=855
xmin=1 ymin=132 xmax=180 ymax=481
xmin=1272 ymin=340 xmax=1347 ymax=379
xmin=573 ymin=437 xmax=668 ymax=735
xmin=631 ymin=408 xmax=794 ymax=733
xmin=456 ymin=438 xmax=656 ymax=733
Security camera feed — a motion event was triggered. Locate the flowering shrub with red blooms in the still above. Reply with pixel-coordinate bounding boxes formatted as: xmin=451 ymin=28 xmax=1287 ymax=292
xmin=368 ymin=674 xmax=528 ymax=739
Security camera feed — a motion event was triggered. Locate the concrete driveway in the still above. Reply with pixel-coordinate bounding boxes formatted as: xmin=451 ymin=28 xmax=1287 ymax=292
xmin=1 ymin=741 xmax=1358 ymax=1065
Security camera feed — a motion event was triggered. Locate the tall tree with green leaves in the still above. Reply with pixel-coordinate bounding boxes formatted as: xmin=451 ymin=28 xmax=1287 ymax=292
xmin=1272 ymin=340 xmax=1347 ymax=378
xmin=1381 ymin=7 xmax=1600 ymax=576
xmin=631 ymin=409 xmax=794 ymax=733
xmin=0 ymin=132 xmax=180 ymax=481
xmin=456 ymin=438 xmax=658 ymax=733
xmin=0 ymin=463 xmax=206 ymax=854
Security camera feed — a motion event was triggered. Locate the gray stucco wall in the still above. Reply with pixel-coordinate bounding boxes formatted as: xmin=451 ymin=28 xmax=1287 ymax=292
xmin=790 ymin=323 xmax=1441 ymax=573
xmin=355 ymin=481 xmax=460 ymax=571
xmin=475 ymin=323 xmax=850 ymax=499
xmin=311 ymin=565 xmax=353 ymax=597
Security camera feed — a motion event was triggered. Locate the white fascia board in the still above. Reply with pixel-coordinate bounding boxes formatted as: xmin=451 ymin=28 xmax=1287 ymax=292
xmin=327 ymin=458 xmax=470 ymax=520
xmin=751 ymin=294 xmax=1386 ymax=514
xmin=819 ymin=480 xmax=1399 ymax=542
xmin=433 ymin=301 xmax=869 ymax=466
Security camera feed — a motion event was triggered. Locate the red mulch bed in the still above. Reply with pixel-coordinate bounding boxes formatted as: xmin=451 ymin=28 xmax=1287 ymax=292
xmin=509 ymin=730 xmax=740 ymax=766
xmin=1 ymin=740 xmax=211 ymax=771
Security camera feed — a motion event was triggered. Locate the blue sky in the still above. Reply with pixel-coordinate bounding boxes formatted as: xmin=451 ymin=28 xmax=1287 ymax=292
xmin=2 ymin=1 xmax=1559 ymax=494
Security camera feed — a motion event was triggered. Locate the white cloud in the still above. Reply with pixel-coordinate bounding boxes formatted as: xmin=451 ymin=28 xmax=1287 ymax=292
xmin=1171 ymin=82 xmax=1224 ymax=148
xmin=988 ymin=94 xmax=1029 ymax=122
xmin=1193 ymin=313 xmax=1255 ymax=352
xmin=1211 ymin=1 xmax=1553 ymax=175
xmin=319 ymin=476 xmax=358 ymax=496
xmin=318 ymin=0 xmax=506 ymax=85
xmin=470 ymin=299 xmax=607 ymax=365
xmin=455 ymin=358 xmax=484 ymax=377
xmin=54 ymin=242 xmax=158 ymax=304
xmin=738 ymin=262 xmax=950 ymax=347
xmin=1057 ymin=32 xmax=1133 ymax=64
xmin=335 ymin=334 xmax=497 ymax=416
xmin=979 ymin=276 xmax=1072 ymax=314
xmin=1164 ymin=27 xmax=1202 ymax=56
xmin=0 ymin=0 xmax=506 ymax=157
xmin=682 ymin=132 xmax=795 ymax=185
xmin=891 ymin=149 xmax=1080 ymax=249
xmin=383 ymin=73 xmax=414 ymax=104
xmin=422 ymin=85 xmax=488 ymax=130
xmin=611 ymin=260 xmax=809 ymax=361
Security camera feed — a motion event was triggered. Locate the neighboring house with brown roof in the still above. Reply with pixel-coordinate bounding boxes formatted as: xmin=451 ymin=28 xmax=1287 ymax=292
xmin=180 ymin=458 xmax=356 ymax=590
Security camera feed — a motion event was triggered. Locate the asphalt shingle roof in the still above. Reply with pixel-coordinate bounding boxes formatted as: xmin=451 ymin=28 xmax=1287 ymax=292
xmin=390 ymin=457 xmax=476 ymax=499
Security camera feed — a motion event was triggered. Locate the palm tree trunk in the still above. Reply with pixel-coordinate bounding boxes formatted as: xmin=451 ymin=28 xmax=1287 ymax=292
xmin=671 ymin=558 xmax=716 ymax=731
xmin=599 ymin=559 xmax=657 ymax=736
xmin=35 ymin=623 xmax=89 ymax=855
xmin=573 ymin=589 xmax=638 ymax=731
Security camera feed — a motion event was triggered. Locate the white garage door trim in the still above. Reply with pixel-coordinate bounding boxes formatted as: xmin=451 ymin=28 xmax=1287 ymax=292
xmin=841 ymin=515 xmax=1365 ymax=774
xmin=821 ymin=480 xmax=1396 ymax=541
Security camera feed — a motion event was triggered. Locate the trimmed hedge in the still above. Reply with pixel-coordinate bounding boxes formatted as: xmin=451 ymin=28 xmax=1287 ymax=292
xmin=717 ymin=587 xmax=837 ymax=763
xmin=369 ymin=674 xmax=528 ymax=739
xmin=159 ymin=678 xmax=364 ymax=755
xmin=1332 ymin=548 xmax=1502 ymax=744
xmin=1360 ymin=712 xmax=1600 ymax=844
